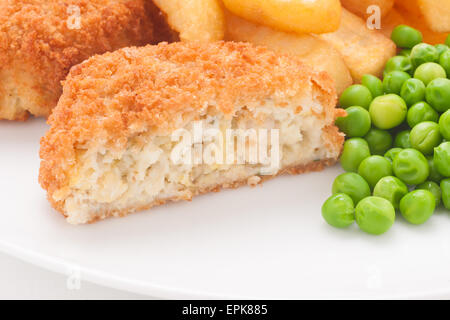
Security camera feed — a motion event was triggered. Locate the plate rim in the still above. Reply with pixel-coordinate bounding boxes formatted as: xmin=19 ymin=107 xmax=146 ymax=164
xmin=2 ymin=239 xmax=450 ymax=299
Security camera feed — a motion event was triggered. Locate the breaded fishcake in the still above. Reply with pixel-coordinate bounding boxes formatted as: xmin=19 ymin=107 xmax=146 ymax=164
xmin=39 ymin=41 xmax=344 ymax=224
xmin=0 ymin=0 xmax=153 ymax=121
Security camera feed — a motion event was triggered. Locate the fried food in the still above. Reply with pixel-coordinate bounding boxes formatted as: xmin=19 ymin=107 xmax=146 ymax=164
xmin=319 ymin=8 xmax=396 ymax=81
xmin=39 ymin=42 xmax=344 ymax=224
xmin=382 ymin=4 xmax=448 ymax=44
xmin=151 ymin=0 xmax=225 ymax=41
xmin=0 ymin=0 xmax=154 ymax=121
xmin=225 ymin=12 xmax=352 ymax=95
xmin=395 ymin=0 xmax=450 ymax=35
xmin=222 ymin=0 xmax=341 ymax=34
xmin=395 ymin=0 xmax=450 ymax=33
xmin=417 ymin=0 xmax=450 ymax=33
xmin=395 ymin=0 xmax=422 ymax=16
xmin=341 ymin=0 xmax=394 ymax=18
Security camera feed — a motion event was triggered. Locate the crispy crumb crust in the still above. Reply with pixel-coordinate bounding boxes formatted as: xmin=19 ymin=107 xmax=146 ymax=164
xmin=0 ymin=0 xmax=154 ymax=119
xmin=39 ymin=41 xmax=344 ymax=218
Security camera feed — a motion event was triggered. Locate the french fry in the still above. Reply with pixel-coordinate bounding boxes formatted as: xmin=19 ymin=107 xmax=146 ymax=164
xmin=225 ymin=12 xmax=353 ymax=95
xmin=395 ymin=0 xmax=422 ymax=16
xmin=341 ymin=0 xmax=394 ymax=18
xmin=385 ymin=2 xmax=449 ymax=44
xmin=318 ymin=8 xmax=396 ymax=81
xmin=417 ymin=0 xmax=450 ymax=33
xmin=222 ymin=0 xmax=342 ymax=34
xmin=152 ymin=0 xmax=225 ymax=42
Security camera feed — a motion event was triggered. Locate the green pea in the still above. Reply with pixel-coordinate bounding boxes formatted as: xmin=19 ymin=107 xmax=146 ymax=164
xmin=332 ymin=172 xmax=371 ymax=205
xmin=383 ymin=71 xmax=411 ymax=95
xmin=440 ymin=50 xmax=450 ymax=77
xmin=358 ymin=155 xmax=393 ymax=189
xmin=393 ymin=148 xmax=429 ymax=185
xmin=399 ymin=49 xmax=412 ymax=57
xmin=435 ymin=44 xmax=449 ymax=57
xmin=373 ymin=176 xmax=409 ymax=209
xmin=434 ymin=142 xmax=450 ymax=177
xmin=364 ymin=128 xmax=393 ymax=155
xmin=384 ymin=56 xmax=413 ymax=76
xmin=335 ymin=106 xmax=371 ymax=138
xmin=441 ymin=179 xmax=450 ymax=210
xmin=406 ymin=101 xmax=439 ymax=128
xmin=400 ymin=190 xmax=435 ymax=225
xmin=339 ymin=84 xmax=373 ymax=109
xmin=411 ymin=43 xmax=439 ymax=67
xmin=321 ymin=193 xmax=355 ymax=228
xmin=446 ymin=35 xmax=450 ymax=47
xmin=362 ymin=74 xmax=383 ymax=98
xmin=355 ymin=197 xmax=395 ymax=235
xmin=439 ymin=110 xmax=450 ymax=141
xmin=340 ymin=138 xmax=371 ymax=172
xmin=394 ymin=130 xmax=412 ymax=149
xmin=409 ymin=121 xmax=442 ymax=155
xmin=417 ymin=181 xmax=441 ymax=207
xmin=425 ymin=78 xmax=450 ymax=113
xmin=369 ymin=94 xmax=407 ymax=130
xmin=384 ymin=147 xmax=403 ymax=163
xmin=391 ymin=25 xmax=423 ymax=49
xmin=427 ymin=156 xmax=444 ymax=183
xmin=400 ymin=78 xmax=426 ymax=106
xmin=414 ymin=62 xmax=447 ymax=86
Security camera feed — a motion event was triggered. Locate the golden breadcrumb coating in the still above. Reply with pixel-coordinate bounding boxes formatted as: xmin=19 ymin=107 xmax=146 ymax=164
xmin=39 ymin=41 xmax=344 ymax=222
xmin=0 ymin=0 xmax=154 ymax=120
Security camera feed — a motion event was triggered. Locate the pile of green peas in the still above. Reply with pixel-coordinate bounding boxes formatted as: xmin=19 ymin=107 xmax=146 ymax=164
xmin=322 ymin=26 xmax=450 ymax=235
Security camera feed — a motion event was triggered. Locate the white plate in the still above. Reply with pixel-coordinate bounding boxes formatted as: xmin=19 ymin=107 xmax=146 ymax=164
xmin=1 ymin=118 xmax=450 ymax=299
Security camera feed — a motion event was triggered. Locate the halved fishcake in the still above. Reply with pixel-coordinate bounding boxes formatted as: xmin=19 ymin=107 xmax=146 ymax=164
xmin=39 ymin=42 xmax=344 ymax=224
xmin=0 ymin=0 xmax=154 ymax=120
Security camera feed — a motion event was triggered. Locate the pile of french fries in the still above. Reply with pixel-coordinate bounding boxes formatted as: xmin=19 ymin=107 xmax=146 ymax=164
xmin=152 ymin=0 xmax=450 ymax=95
